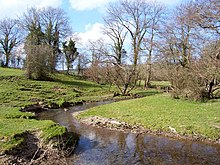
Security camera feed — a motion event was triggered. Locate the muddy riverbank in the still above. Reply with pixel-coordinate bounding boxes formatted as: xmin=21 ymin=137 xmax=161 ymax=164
xmin=0 ymin=132 xmax=69 ymax=165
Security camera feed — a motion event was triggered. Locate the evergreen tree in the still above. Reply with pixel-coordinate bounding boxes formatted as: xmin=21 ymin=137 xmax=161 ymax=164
xmin=62 ymin=38 xmax=79 ymax=74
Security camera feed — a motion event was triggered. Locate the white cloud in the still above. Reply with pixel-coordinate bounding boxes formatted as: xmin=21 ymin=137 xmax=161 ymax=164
xmin=37 ymin=0 xmax=62 ymax=8
xmin=75 ymin=22 xmax=132 ymax=59
xmin=158 ymin=0 xmax=181 ymax=5
xmin=76 ymin=22 xmax=109 ymax=46
xmin=0 ymin=0 xmax=62 ymax=19
xmin=69 ymin=0 xmax=115 ymax=11
xmin=69 ymin=0 xmax=181 ymax=11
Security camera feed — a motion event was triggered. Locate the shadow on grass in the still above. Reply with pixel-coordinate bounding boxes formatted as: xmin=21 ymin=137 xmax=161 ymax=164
xmin=55 ymin=79 xmax=102 ymax=88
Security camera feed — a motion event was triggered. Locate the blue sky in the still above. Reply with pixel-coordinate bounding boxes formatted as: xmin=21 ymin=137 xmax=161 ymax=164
xmin=62 ymin=0 xmax=183 ymax=33
xmin=0 ymin=0 xmax=183 ymax=44
xmin=66 ymin=8 xmax=104 ymax=33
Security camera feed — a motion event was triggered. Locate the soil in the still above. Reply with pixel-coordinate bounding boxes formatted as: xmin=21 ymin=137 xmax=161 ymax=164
xmin=20 ymin=100 xmax=85 ymax=114
xmin=0 ymin=132 xmax=69 ymax=165
xmin=20 ymin=94 xmax=141 ymax=114
xmin=78 ymin=116 xmax=220 ymax=145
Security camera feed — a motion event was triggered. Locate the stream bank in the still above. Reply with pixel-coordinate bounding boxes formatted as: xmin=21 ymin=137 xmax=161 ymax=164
xmin=1 ymin=132 xmax=69 ymax=165
xmin=2 ymin=96 xmax=220 ymax=164
xmin=77 ymin=116 xmax=220 ymax=145
xmin=37 ymin=101 xmax=220 ymax=165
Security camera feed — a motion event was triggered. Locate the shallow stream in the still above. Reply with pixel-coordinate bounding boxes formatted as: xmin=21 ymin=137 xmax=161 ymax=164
xmin=37 ymin=101 xmax=220 ymax=165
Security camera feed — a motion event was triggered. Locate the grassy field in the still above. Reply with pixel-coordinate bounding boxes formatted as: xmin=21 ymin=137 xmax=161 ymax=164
xmin=0 ymin=67 xmax=115 ymax=153
xmin=1 ymin=67 xmax=219 ymax=154
xmin=78 ymin=94 xmax=220 ymax=141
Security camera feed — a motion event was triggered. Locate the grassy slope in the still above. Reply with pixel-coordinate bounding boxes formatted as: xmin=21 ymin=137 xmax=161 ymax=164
xmin=0 ymin=68 xmax=113 ymax=153
xmin=78 ymin=94 xmax=220 ymax=141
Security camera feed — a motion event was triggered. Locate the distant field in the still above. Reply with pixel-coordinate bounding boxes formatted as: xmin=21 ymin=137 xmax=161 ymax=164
xmin=151 ymin=81 xmax=171 ymax=88
xmin=137 ymin=80 xmax=171 ymax=89
xmin=0 ymin=67 xmax=24 ymax=77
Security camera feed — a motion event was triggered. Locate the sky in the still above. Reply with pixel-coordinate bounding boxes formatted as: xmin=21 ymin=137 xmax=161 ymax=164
xmin=0 ymin=0 xmax=183 ymax=45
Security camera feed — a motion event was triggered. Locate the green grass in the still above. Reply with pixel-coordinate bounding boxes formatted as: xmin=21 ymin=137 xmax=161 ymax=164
xmin=0 ymin=119 xmax=65 ymax=151
xmin=0 ymin=68 xmax=113 ymax=107
xmin=133 ymin=89 xmax=161 ymax=97
xmin=151 ymin=81 xmax=171 ymax=88
xmin=78 ymin=94 xmax=220 ymax=141
xmin=0 ymin=67 xmax=115 ymax=153
xmin=0 ymin=67 xmax=24 ymax=77
xmin=2 ymin=67 xmax=218 ymax=154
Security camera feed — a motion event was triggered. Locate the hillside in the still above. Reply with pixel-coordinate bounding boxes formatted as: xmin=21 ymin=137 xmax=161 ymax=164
xmin=0 ymin=67 xmax=114 ymax=154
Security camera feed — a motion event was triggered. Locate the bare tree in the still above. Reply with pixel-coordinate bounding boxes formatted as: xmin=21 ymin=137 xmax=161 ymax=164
xmin=158 ymin=0 xmax=220 ymax=100
xmin=142 ymin=2 xmax=166 ymax=88
xmin=163 ymin=1 xmax=198 ymax=67
xmin=200 ymin=40 xmax=220 ymax=98
xmin=85 ymin=38 xmax=139 ymax=95
xmin=103 ymin=16 xmax=127 ymax=65
xmin=102 ymin=9 xmax=132 ymax=94
xmin=191 ymin=0 xmax=220 ymax=99
xmin=106 ymin=0 xmax=154 ymax=66
xmin=0 ymin=18 xmax=22 ymax=67
xmin=82 ymin=39 xmax=109 ymax=84
xmin=95 ymin=0 xmax=165 ymax=95
xmin=193 ymin=0 xmax=220 ymax=36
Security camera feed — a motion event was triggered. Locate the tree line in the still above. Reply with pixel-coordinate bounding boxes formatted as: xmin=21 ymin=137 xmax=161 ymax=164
xmin=0 ymin=7 xmax=78 ymax=79
xmin=0 ymin=0 xmax=219 ymax=100
xmin=83 ymin=0 xmax=220 ymax=100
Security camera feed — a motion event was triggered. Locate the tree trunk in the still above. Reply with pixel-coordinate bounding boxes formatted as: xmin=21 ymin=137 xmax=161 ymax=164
xmin=133 ymin=43 xmax=138 ymax=66
xmin=146 ymin=64 xmax=152 ymax=88
xmin=207 ymin=79 xmax=214 ymax=99
xmin=122 ymin=83 xmax=128 ymax=96
xmin=66 ymin=62 xmax=70 ymax=75
xmin=4 ymin=52 xmax=10 ymax=67
xmin=77 ymin=57 xmax=81 ymax=75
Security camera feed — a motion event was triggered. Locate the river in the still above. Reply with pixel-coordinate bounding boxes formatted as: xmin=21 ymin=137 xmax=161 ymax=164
xmin=37 ymin=101 xmax=220 ymax=165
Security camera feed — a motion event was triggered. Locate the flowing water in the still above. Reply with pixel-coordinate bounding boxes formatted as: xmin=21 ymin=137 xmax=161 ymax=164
xmin=37 ymin=101 xmax=220 ymax=165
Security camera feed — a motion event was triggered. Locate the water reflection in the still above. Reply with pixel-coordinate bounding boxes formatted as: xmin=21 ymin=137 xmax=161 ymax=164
xmin=37 ymin=101 xmax=220 ymax=165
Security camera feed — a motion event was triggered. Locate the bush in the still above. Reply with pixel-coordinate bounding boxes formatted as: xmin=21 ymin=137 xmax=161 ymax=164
xmin=25 ymin=43 xmax=52 ymax=80
xmin=168 ymin=62 xmax=220 ymax=101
